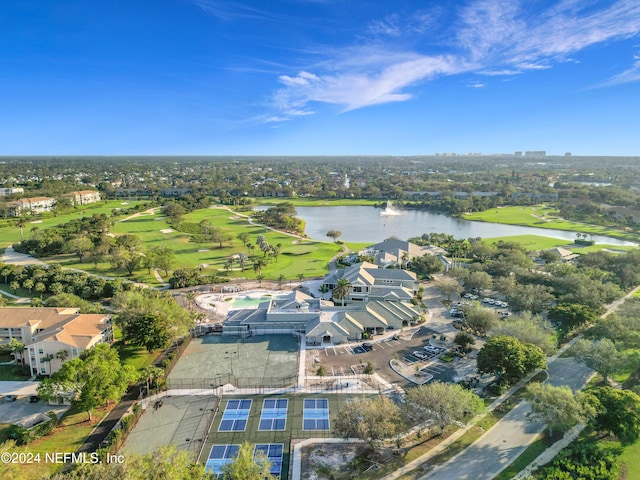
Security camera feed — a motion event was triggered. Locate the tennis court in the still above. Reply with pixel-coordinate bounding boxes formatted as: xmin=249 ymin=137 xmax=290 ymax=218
xmin=302 ymin=398 xmax=330 ymax=431
xmin=258 ymin=398 xmax=289 ymax=431
xmin=167 ymin=334 xmax=299 ymax=388
xmin=122 ymin=395 xmax=218 ymax=457
xmin=218 ymin=399 xmax=252 ymax=432
xmin=205 ymin=443 xmax=284 ymax=477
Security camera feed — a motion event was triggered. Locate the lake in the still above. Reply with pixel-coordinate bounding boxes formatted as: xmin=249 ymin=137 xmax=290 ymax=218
xmin=278 ymin=205 xmax=636 ymax=246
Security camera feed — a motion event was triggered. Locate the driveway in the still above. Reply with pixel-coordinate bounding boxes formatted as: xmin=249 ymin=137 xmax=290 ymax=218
xmin=422 ymin=358 xmax=593 ymax=480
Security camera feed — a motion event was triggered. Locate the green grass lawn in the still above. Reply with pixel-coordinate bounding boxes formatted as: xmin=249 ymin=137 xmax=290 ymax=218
xmin=484 ymin=235 xmax=572 ymax=250
xmin=619 ymin=436 xmax=640 ymax=479
xmin=108 ymin=206 xmax=343 ymax=280
xmin=0 ymin=365 xmax=30 ymax=380
xmin=464 ymin=205 xmax=638 ymax=242
xmin=11 ymin=407 xmax=110 ymax=478
xmin=116 ymin=341 xmax=159 ymax=371
xmin=0 ymin=200 xmax=149 ymax=248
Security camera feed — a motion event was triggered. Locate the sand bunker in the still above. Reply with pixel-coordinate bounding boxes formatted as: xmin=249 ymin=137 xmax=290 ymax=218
xmin=160 ymin=228 xmax=175 ymax=234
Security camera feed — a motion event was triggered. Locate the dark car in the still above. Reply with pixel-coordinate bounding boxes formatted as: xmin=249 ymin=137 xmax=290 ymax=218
xmin=29 ymin=396 xmax=39 ymax=403
xmin=4 ymin=395 xmax=17 ymax=402
xmin=361 ymin=342 xmax=373 ymax=351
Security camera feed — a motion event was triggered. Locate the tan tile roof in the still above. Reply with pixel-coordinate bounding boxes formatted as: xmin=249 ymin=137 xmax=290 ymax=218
xmin=0 ymin=307 xmax=80 ymax=328
xmin=0 ymin=308 xmax=110 ymax=348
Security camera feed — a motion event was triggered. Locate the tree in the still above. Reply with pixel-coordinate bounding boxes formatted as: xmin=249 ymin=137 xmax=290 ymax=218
xmin=237 ymin=232 xmax=250 ymax=247
xmin=404 ymin=381 xmax=484 ymax=432
xmin=326 ymin=229 xmax=342 ymax=242
xmin=140 ymin=365 xmax=165 ymax=395
xmin=572 ymin=338 xmax=623 ymax=385
xmin=7 ymin=338 xmax=25 ymax=366
xmin=525 ymin=383 xmax=598 ymax=438
xmin=477 ymin=336 xmax=547 ymax=384
xmin=149 ymin=245 xmax=176 ymax=277
xmin=277 ymin=274 xmax=286 ymax=289
xmin=461 ymin=302 xmax=499 ymax=336
xmin=454 ymin=332 xmax=476 ymax=352
xmin=56 ymin=349 xmax=69 ymax=364
xmin=591 ymin=386 xmax=640 ymax=444
xmin=237 ymin=253 xmax=248 ymax=272
xmin=435 ymin=277 xmax=462 ymax=301
xmin=464 ymin=271 xmax=493 ymax=294
xmin=549 ymin=303 xmax=599 ymax=330
xmin=221 ymin=441 xmax=275 ymax=480
xmin=256 ymin=274 xmax=264 ymax=287
xmin=507 ymin=283 xmax=555 ymax=313
xmin=409 ymin=255 xmax=443 ymax=278
xmin=69 ymin=235 xmax=94 ymax=262
xmin=113 ymin=290 xmax=195 ymax=352
xmin=333 ymin=397 xmax=404 ymax=450
xmin=38 ymin=344 xmax=136 ymax=421
xmin=50 ymin=445 xmax=209 ymax=480
xmin=332 ymin=278 xmax=352 ymax=306
xmin=42 ymin=353 xmax=55 ymax=375
xmin=489 ymin=312 xmax=557 ymax=355
xmin=16 ymin=217 xmax=27 ymax=240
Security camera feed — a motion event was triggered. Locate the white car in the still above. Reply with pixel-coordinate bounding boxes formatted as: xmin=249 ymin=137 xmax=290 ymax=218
xmin=413 ymin=351 xmax=427 ymax=359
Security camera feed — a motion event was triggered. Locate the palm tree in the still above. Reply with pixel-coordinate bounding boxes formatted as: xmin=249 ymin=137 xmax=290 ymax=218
xmin=297 ymin=273 xmax=304 ymax=282
xmin=56 ymin=349 xmax=69 ymax=364
xmin=186 ymin=291 xmax=196 ymax=311
xmin=333 ymin=278 xmax=352 ymax=306
xmin=42 ymin=354 xmax=55 ymax=375
xmin=16 ymin=217 xmax=27 ymax=240
xmin=401 ymin=252 xmax=410 ymax=270
xmin=278 ymin=274 xmax=286 ymax=289
xmin=257 ymin=274 xmax=265 ymax=288
xmin=237 ymin=253 xmax=248 ymax=272
xmin=7 ymin=338 xmax=25 ymax=366
xmin=141 ymin=365 xmax=164 ymax=395
xmin=253 ymin=259 xmax=266 ymax=276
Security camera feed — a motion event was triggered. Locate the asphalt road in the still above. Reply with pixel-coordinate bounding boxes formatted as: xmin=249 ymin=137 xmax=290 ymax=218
xmin=423 ymin=358 xmax=593 ymax=480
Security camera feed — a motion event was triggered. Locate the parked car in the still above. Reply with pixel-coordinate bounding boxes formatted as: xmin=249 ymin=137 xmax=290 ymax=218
xmin=361 ymin=342 xmax=373 ymax=351
xmin=29 ymin=396 xmax=39 ymax=403
xmin=413 ymin=351 xmax=427 ymax=359
xmin=4 ymin=395 xmax=17 ymax=402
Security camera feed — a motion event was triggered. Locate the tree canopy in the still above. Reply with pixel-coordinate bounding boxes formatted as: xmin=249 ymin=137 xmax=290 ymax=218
xmin=113 ymin=289 xmax=195 ymax=352
xmin=571 ymin=338 xmax=623 ymax=385
xmin=489 ymin=312 xmax=557 ymax=355
xmin=404 ymin=381 xmax=484 ymax=431
xmin=221 ymin=442 xmax=275 ymax=480
xmin=525 ymin=383 xmax=598 ymax=437
xmin=333 ymin=396 xmax=404 ymax=450
xmin=591 ymin=386 xmax=640 ymax=444
xmin=477 ymin=335 xmax=547 ymax=384
xmin=38 ymin=343 xmax=136 ymax=421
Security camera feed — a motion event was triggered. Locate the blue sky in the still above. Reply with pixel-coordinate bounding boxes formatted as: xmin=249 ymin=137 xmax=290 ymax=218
xmin=2 ymin=0 xmax=640 ymax=156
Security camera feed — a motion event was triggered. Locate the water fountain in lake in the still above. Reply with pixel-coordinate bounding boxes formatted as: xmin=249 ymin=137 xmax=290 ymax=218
xmin=380 ymin=201 xmax=403 ymax=216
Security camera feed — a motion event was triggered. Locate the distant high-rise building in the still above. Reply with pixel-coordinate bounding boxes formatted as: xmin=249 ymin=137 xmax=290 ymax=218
xmin=525 ymin=151 xmax=546 ymax=158
xmin=565 ymin=152 xmax=572 ymax=157
xmin=514 ymin=151 xmax=523 ymax=157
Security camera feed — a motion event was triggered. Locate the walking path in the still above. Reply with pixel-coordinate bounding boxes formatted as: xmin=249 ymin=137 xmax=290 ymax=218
xmin=383 ymin=284 xmax=639 ymax=480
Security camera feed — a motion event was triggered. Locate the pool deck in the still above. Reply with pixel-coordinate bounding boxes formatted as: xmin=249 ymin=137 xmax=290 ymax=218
xmin=196 ymin=289 xmax=289 ymax=317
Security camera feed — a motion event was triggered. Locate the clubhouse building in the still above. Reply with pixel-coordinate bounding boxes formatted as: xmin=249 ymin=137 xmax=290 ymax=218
xmin=222 ymin=263 xmax=423 ymax=344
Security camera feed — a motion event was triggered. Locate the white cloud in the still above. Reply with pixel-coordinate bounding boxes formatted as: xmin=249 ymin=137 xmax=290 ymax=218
xmin=264 ymin=0 xmax=640 ymax=121
xmin=593 ymin=53 xmax=640 ymax=87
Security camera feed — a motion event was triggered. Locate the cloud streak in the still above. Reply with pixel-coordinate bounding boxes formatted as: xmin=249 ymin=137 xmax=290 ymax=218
xmin=264 ymin=0 xmax=640 ymax=120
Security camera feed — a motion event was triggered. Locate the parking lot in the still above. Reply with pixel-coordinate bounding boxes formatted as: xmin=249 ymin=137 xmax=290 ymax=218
xmin=305 ymin=327 xmax=459 ymax=388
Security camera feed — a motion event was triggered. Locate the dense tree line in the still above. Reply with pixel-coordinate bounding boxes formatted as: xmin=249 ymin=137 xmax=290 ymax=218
xmin=0 ymin=262 xmax=131 ymax=301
